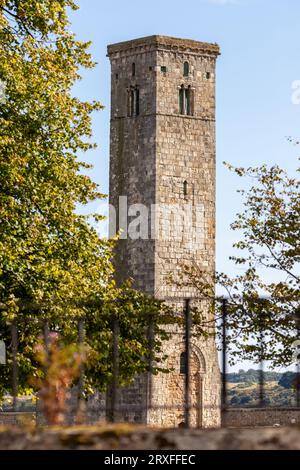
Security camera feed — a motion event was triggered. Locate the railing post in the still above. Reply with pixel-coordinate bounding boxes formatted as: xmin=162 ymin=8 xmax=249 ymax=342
xmin=296 ymin=362 xmax=300 ymax=409
xmin=11 ymin=320 xmax=18 ymax=412
xmin=43 ymin=320 xmax=50 ymax=352
xmin=108 ymin=314 xmax=119 ymax=423
xmin=295 ymin=307 xmax=300 ymax=408
xmin=76 ymin=318 xmax=86 ymax=424
xmin=221 ymin=299 xmax=228 ymax=410
xmin=78 ymin=319 xmax=85 ymax=400
xmin=259 ymin=308 xmax=265 ymax=408
xmin=184 ymin=298 xmax=191 ymax=429
xmin=147 ymin=317 xmax=155 ymax=414
xmin=43 ymin=319 xmax=50 ymax=372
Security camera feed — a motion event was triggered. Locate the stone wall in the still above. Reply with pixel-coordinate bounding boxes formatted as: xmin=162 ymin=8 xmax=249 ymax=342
xmin=107 ymin=375 xmax=148 ymax=424
xmin=2 ymin=407 xmax=300 ymax=429
xmin=148 ymin=329 xmax=221 ymax=428
xmin=151 ymin=40 xmax=220 ymax=427
xmin=1 ymin=424 xmax=300 ymax=449
xmin=108 ymin=40 xmax=157 ymax=293
xmin=107 ymin=35 xmax=221 ymax=428
xmin=0 ymin=412 xmax=36 ymax=426
xmin=222 ymin=408 xmax=300 ymax=428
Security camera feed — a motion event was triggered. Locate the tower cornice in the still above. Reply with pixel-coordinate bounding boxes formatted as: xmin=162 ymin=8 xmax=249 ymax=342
xmin=107 ymin=35 xmax=220 ymax=58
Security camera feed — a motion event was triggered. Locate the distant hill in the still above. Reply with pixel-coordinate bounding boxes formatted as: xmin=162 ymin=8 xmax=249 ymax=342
xmin=225 ymin=369 xmax=299 ymax=408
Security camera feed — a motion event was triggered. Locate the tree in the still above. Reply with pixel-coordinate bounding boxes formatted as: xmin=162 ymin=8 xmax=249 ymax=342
xmin=218 ymin=159 xmax=299 ymax=367
xmin=0 ymin=1 xmax=172 ymax=400
xmin=278 ymin=372 xmax=298 ymax=390
xmin=239 ymin=396 xmax=251 ymax=406
xmin=176 ymin=157 xmax=299 ymax=368
xmin=0 ymin=1 xmax=105 ymax=316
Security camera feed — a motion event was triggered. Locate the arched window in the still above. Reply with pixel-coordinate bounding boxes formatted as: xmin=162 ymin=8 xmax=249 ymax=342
xmin=135 ymin=87 xmax=140 ymax=116
xmin=183 ymin=61 xmax=189 ymax=77
xmin=127 ymin=88 xmax=132 ymax=117
xmin=179 ymin=85 xmax=185 ymax=114
xmin=130 ymin=88 xmax=135 ymax=117
xmin=183 ymin=181 xmax=188 ymax=197
xmin=179 ymin=86 xmax=194 ymax=116
xmin=187 ymin=85 xmax=193 ymax=116
xmin=128 ymin=86 xmax=140 ymax=117
xmin=185 ymin=86 xmax=190 ymax=115
xmin=180 ymin=352 xmax=187 ymax=374
xmin=132 ymin=62 xmax=136 ymax=77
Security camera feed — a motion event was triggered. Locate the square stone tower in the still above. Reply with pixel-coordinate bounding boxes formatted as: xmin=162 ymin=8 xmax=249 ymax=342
xmin=107 ymin=35 xmax=221 ymax=428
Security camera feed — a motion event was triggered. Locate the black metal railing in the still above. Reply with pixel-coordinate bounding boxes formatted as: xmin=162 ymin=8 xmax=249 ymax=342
xmin=0 ymin=296 xmax=300 ymax=427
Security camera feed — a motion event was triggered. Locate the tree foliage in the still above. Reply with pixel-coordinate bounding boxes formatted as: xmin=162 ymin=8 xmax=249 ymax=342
xmin=219 ymin=160 xmax=300 ymax=367
xmin=0 ymin=1 xmax=171 ymax=399
xmin=178 ymin=157 xmax=299 ymax=368
xmin=278 ymin=371 xmax=298 ymax=390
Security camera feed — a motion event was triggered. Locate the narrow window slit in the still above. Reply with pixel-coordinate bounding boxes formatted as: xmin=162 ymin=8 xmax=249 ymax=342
xmin=183 ymin=181 xmax=188 ymax=197
xmin=179 ymin=85 xmax=185 ymax=115
xmin=183 ymin=61 xmax=189 ymax=77
xmin=180 ymin=352 xmax=187 ymax=374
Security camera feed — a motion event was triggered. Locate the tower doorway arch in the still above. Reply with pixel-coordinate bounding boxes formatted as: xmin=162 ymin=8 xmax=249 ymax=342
xmin=164 ymin=345 xmax=206 ymax=428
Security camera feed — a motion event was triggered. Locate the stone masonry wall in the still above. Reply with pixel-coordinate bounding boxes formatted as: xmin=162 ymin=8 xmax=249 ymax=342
xmin=222 ymin=408 xmax=300 ymax=428
xmin=2 ymin=408 xmax=300 ymax=429
xmin=148 ymin=323 xmax=221 ymax=428
xmin=152 ymin=39 xmax=220 ymax=428
xmin=109 ymin=45 xmax=157 ymax=293
xmin=107 ymin=36 xmax=221 ymax=428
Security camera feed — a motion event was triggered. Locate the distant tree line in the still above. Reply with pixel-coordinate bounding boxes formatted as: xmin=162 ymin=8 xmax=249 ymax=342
xmin=226 ymin=369 xmax=298 ymax=389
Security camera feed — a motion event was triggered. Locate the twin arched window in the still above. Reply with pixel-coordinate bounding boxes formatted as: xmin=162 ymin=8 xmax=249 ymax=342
xmin=128 ymin=62 xmax=195 ymax=117
xmin=179 ymin=85 xmax=193 ymax=116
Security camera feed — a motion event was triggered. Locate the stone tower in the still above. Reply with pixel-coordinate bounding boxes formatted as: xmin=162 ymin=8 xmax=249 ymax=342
xmin=108 ymin=36 xmax=221 ymax=428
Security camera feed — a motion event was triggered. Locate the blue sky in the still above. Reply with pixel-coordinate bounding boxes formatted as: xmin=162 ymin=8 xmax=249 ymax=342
xmin=69 ymin=0 xmax=300 ymax=279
